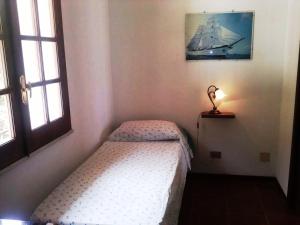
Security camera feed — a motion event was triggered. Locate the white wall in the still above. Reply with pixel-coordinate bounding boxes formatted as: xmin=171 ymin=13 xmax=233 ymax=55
xmin=276 ymin=0 xmax=300 ymax=195
xmin=0 ymin=0 xmax=113 ymax=219
xmin=109 ymin=0 xmax=289 ymax=176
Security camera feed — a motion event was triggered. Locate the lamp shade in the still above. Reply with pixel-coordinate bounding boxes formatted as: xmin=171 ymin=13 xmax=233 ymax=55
xmin=215 ymin=89 xmax=226 ymax=100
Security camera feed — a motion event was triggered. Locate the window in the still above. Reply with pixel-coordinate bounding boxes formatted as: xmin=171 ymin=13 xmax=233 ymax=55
xmin=0 ymin=0 xmax=71 ymax=170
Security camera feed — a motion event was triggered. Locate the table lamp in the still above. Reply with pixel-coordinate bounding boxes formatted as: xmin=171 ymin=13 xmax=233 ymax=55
xmin=207 ymin=85 xmax=225 ymax=114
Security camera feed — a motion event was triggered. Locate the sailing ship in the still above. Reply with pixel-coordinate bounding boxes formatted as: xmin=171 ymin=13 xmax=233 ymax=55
xmin=186 ymin=17 xmax=245 ymax=59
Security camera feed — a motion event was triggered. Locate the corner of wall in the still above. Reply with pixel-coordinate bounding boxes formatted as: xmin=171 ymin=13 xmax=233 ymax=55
xmin=276 ymin=0 xmax=300 ymax=195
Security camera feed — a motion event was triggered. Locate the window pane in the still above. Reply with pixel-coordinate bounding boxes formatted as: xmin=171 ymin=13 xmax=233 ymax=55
xmin=42 ymin=42 xmax=59 ymax=80
xmin=0 ymin=95 xmax=14 ymax=146
xmin=0 ymin=41 xmax=8 ymax=90
xmin=16 ymin=0 xmax=37 ymax=36
xmin=37 ymin=0 xmax=55 ymax=37
xmin=0 ymin=16 xmax=3 ymax=34
xmin=46 ymin=83 xmax=63 ymax=121
xmin=28 ymin=86 xmax=47 ymax=130
xmin=21 ymin=40 xmax=42 ymax=83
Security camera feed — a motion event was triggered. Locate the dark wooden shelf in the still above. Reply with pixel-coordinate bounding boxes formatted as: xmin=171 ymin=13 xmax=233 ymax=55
xmin=201 ymin=111 xmax=236 ymax=119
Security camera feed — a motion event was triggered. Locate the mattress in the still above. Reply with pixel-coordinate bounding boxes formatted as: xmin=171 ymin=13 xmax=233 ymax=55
xmin=31 ymin=141 xmax=189 ymax=225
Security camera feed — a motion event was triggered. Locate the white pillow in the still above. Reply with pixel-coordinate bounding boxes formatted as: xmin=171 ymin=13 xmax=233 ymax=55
xmin=108 ymin=120 xmax=181 ymax=142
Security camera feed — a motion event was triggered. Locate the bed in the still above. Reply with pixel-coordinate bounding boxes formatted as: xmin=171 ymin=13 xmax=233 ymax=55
xmin=31 ymin=120 xmax=193 ymax=225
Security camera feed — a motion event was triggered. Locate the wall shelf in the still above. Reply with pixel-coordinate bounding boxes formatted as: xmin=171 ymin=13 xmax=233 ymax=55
xmin=201 ymin=111 xmax=236 ymax=119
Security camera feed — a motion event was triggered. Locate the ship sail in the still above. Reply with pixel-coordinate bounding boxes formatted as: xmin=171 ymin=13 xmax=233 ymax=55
xmin=187 ymin=25 xmax=205 ymax=51
xmin=187 ymin=17 xmax=242 ymax=51
xmin=219 ymin=26 xmax=242 ymax=46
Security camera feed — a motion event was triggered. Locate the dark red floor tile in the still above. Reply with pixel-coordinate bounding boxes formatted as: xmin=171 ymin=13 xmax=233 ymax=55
xmin=227 ymin=195 xmax=264 ymax=215
xmin=267 ymin=213 xmax=300 ymax=225
xmin=178 ymin=174 xmax=296 ymax=225
xmin=190 ymin=195 xmax=227 ymax=216
xmin=229 ymin=214 xmax=268 ymax=225
xmin=259 ymin=190 xmax=289 ymax=214
xmin=189 ymin=213 xmax=229 ymax=225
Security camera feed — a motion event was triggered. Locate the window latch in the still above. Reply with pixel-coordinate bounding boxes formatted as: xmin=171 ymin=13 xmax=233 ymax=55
xmin=19 ymin=75 xmax=32 ymax=105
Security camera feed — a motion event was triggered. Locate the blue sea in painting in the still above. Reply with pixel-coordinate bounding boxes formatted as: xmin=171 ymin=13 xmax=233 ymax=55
xmin=186 ymin=54 xmax=251 ymax=60
xmin=185 ymin=12 xmax=254 ymax=60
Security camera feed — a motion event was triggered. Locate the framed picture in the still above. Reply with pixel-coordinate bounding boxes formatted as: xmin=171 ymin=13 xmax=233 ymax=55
xmin=185 ymin=11 xmax=254 ymax=60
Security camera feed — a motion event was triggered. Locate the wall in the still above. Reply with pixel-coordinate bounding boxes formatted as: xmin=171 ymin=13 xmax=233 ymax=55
xmin=0 ymin=0 xmax=297 ymax=218
xmin=0 ymin=0 xmax=113 ymax=219
xmin=109 ymin=0 xmax=289 ymax=176
xmin=276 ymin=0 xmax=300 ymax=195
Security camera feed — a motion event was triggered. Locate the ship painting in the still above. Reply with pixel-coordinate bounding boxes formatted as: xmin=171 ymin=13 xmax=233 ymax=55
xmin=185 ymin=12 xmax=254 ymax=60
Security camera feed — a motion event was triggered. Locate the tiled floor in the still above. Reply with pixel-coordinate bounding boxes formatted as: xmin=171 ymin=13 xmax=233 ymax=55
xmin=178 ymin=174 xmax=300 ymax=225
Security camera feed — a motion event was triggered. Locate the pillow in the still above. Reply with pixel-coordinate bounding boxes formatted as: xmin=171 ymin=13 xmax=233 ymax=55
xmin=108 ymin=120 xmax=181 ymax=142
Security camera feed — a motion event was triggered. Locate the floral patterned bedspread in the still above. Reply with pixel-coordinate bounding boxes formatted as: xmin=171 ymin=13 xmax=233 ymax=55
xmin=31 ymin=141 xmax=189 ymax=225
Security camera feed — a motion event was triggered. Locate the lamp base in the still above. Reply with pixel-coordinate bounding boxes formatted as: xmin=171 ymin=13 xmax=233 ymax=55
xmin=208 ymin=109 xmax=221 ymax=114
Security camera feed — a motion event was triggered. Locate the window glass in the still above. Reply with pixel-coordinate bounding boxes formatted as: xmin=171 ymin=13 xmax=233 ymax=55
xmin=16 ymin=0 xmax=37 ymax=36
xmin=42 ymin=42 xmax=59 ymax=80
xmin=0 ymin=41 xmax=7 ymax=89
xmin=37 ymin=0 xmax=55 ymax=37
xmin=0 ymin=94 xmax=14 ymax=146
xmin=46 ymin=83 xmax=63 ymax=121
xmin=21 ymin=40 xmax=42 ymax=83
xmin=0 ymin=17 xmax=3 ymax=34
xmin=28 ymin=86 xmax=47 ymax=129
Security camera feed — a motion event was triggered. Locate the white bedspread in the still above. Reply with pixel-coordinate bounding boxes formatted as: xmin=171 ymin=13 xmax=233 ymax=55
xmin=31 ymin=141 xmax=189 ymax=225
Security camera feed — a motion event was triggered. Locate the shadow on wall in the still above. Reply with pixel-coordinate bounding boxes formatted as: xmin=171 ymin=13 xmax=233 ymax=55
xmin=194 ymin=117 xmax=270 ymax=174
xmin=98 ymin=125 xmax=113 ymax=144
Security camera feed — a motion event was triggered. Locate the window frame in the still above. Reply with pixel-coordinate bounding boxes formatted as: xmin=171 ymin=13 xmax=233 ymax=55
xmin=0 ymin=0 xmax=71 ymax=170
xmin=0 ymin=0 xmax=27 ymax=169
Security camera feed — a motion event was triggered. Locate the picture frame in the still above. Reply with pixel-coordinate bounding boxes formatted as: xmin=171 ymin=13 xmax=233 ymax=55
xmin=185 ymin=11 xmax=254 ymax=60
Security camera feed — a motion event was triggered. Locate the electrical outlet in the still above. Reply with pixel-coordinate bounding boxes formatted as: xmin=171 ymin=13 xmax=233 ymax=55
xmin=260 ymin=152 xmax=271 ymax=162
xmin=210 ymin=151 xmax=222 ymax=159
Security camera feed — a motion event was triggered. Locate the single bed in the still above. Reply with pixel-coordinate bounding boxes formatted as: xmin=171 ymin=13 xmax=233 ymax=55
xmin=31 ymin=121 xmax=193 ymax=225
